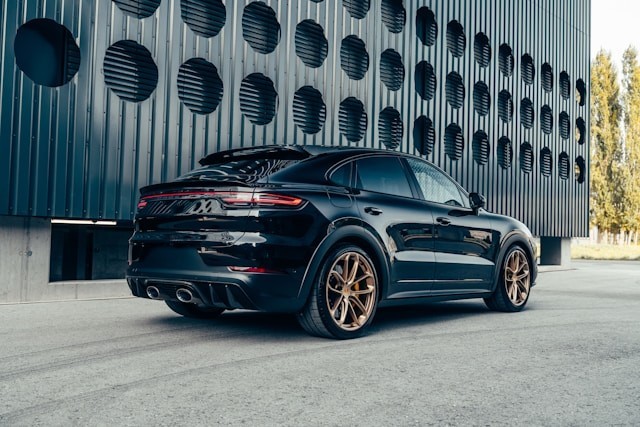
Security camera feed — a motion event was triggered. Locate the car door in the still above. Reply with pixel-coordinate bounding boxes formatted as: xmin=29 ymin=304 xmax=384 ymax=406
xmin=404 ymin=157 xmax=498 ymax=294
xmin=352 ymin=155 xmax=437 ymax=298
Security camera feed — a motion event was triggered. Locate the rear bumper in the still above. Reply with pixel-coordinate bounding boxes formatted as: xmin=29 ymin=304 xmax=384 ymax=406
xmin=126 ymin=267 xmax=307 ymax=313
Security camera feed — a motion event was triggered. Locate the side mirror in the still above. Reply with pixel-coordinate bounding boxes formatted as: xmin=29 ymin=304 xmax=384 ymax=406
xmin=469 ymin=192 xmax=486 ymax=214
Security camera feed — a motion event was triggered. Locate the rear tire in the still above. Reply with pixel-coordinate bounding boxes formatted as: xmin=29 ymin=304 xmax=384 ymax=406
xmin=297 ymin=245 xmax=378 ymax=339
xmin=484 ymin=245 xmax=532 ymax=312
xmin=165 ymin=300 xmax=224 ymax=319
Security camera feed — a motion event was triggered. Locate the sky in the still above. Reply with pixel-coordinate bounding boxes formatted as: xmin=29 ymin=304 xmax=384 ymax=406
xmin=591 ymin=0 xmax=640 ymax=69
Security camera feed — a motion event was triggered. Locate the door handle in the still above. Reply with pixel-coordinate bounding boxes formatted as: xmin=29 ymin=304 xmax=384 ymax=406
xmin=364 ymin=206 xmax=383 ymax=216
xmin=436 ymin=217 xmax=451 ymax=226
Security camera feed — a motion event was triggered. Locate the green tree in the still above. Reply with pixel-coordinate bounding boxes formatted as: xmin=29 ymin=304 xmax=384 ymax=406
xmin=621 ymin=46 xmax=640 ymax=243
xmin=590 ymin=50 xmax=624 ymax=241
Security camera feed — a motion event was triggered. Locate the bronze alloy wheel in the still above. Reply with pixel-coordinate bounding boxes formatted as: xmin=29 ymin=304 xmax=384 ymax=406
xmin=325 ymin=251 xmax=377 ymax=331
xmin=503 ymin=248 xmax=530 ymax=306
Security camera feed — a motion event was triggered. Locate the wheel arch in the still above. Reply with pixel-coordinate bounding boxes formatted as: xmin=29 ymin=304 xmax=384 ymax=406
xmin=297 ymin=223 xmax=391 ymax=308
xmin=491 ymin=231 xmax=537 ymax=292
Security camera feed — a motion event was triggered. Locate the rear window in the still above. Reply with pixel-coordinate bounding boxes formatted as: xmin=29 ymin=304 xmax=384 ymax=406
xmin=178 ymin=146 xmax=310 ymax=183
xmin=178 ymin=158 xmax=301 ymax=183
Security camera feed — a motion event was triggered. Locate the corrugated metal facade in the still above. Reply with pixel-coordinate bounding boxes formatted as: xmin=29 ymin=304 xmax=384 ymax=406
xmin=0 ymin=0 xmax=590 ymax=237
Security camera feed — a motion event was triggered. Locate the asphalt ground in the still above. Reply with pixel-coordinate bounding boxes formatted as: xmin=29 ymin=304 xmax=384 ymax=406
xmin=1 ymin=260 xmax=639 ymax=426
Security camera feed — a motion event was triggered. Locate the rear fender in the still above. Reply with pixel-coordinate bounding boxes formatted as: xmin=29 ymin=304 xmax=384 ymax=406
xmin=296 ymin=219 xmax=391 ymax=308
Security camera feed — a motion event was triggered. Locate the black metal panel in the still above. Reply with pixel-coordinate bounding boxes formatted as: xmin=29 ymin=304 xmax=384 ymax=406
xmin=0 ymin=0 xmax=590 ymax=237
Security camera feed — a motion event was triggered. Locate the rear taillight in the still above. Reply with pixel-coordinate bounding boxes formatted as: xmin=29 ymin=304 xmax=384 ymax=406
xmin=137 ymin=191 xmax=303 ymax=209
xmin=220 ymin=192 xmax=303 ymax=207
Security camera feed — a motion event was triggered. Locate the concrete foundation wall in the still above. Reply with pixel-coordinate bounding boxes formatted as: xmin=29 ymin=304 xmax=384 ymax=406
xmin=0 ymin=216 xmax=129 ymax=303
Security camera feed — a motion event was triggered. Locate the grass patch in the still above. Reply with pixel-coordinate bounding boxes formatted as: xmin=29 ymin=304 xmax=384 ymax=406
xmin=571 ymin=244 xmax=640 ymax=260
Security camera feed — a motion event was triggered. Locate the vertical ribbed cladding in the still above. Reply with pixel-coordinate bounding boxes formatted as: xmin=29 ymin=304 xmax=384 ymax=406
xmin=0 ymin=0 xmax=590 ymax=237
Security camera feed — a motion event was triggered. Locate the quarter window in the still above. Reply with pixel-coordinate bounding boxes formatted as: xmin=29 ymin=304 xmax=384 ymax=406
xmin=407 ymin=158 xmax=467 ymax=207
xmin=355 ymin=156 xmax=413 ymax=198
xmin=330 ymin=162 xmax=352 ymax=187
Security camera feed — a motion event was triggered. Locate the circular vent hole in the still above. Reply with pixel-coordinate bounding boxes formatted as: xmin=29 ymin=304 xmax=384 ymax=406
xmin=445 ymin=124 xmax=464 ymax=161
xmin=474 ymin=32 xmax=491 ymax=68
xmin=499 ymin=44 xmax=514 ymax=77
xmin=473 ymin=81 xmax=490 ymax=116
xmin=415 ymin=61 xmax=436 ymax=101
xmin=339 ymin=97 xmax=367 ymax=142
xmin=239 ymin=73 xmax=278 ymax=125
xmin=113 ymin=0 xmax=161 ymax=18
xmin=242 ymin=2 xmax=281 ymax=54
xmin=380 ymin=49 xmax=405 ymax=91
xmin=560 ymin=71 xmax=571 ymax=100
xmin=497 ymin=136 xmax=513 ymax=169
xmin=343 ymin=0 xmax=370 ymax=20
xmin=498 ymin=90 xmax=513 ymax=123
xmin=541 ymin=105 xmax=553 ymax=134
xmin=381 ymin=0 xmax=406 ymax=33
xmin=379 ymin=107 xmax=403 ymax=149
xmin=520 ymin=142 xmax=533 ymax=173
xmin=340 ymin=35 xmax=369 ymax=80
xmin=472 ymin=130 xmax=490 ymax=165
xmin=540 ymin=147 xmax=552 ymax=177
xmin=295 ymin=19 xmax=328 ymax=68
xmin=576 ymin=117 xmax=586 ymax=144
xmin=293 ymin=86 xmax=326 ymax=135
xmin=575 ymin=156 xmax=585 ymax=183
xmin=181 ymin=0 xmax=226 ymax=38
xmin=413 ymin=116 xmax=435 ymax=156
xmin=177 ymin=58 xmax=224 ymax=115
xmin=104 ymin=40 xmax=158 ymax=102
xmin=14 ymin=19 xmax=81 ymax=87
xmin=521 ymin=54 xmax=535 ymax=85
xmin=558 ymin=152 xmax=570 ymax=180
xmin=521 ymin=98 xmax=534 ymax=129
xmin=446 ymin=72 xmax=465 ymax=109
xmin=446 ymin=20 xmax=466 ymax=58
xmin=559 ymin=111 xmax=570 ymax=139
xmin=576 ymin=78 xmax=587 ymax=106
xmin=541 ymin=63 xmax=553 ymax=92
xmin=416 ymin=7 xmax=437 ymax=46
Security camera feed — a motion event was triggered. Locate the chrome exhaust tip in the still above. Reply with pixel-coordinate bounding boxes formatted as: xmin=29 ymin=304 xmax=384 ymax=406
xmin=176 ymin=288 xmax=194 ymax=303
xmin=146 ymin=286 xmax=160 ymax=300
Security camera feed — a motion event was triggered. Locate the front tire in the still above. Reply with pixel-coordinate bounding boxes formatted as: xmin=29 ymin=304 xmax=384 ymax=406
xmin=165 ymin=300 xmax=224 ymax=319
xmin=298 ymin=245 xmax=378 ymax=339
xmin=484 ymin=245 xmax=532 ymax=312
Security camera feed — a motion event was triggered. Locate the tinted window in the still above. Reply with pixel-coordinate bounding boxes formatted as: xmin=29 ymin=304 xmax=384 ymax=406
xmin=178 ymin=158 xmax=300 ymax=183
xmin=330 ymin=162 xmax=352 ymax=187
xmin=355 ymin=156 xmax=413 ymax=198
xmin=406 ymin=158 xmax=467 ymax=207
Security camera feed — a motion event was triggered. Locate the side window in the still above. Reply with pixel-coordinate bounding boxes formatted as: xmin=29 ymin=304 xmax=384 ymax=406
xmin=355 ymin=156 xmax=413 ymax=198
xmin=406 ymin=158 xmax=468 ymax=207
xmin=329 ymin=162 xmax=352 ymax=187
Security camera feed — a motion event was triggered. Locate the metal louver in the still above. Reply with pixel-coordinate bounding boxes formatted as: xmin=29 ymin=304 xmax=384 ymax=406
xmin=181 ymin=0 xmax=226 ymax=38
xmin=103 ymin=40 xmax=158 ymax=102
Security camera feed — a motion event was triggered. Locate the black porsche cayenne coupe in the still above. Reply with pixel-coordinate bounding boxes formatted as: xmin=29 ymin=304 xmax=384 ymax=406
xmin=127 ymin=145 xmax=537 ymax=339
